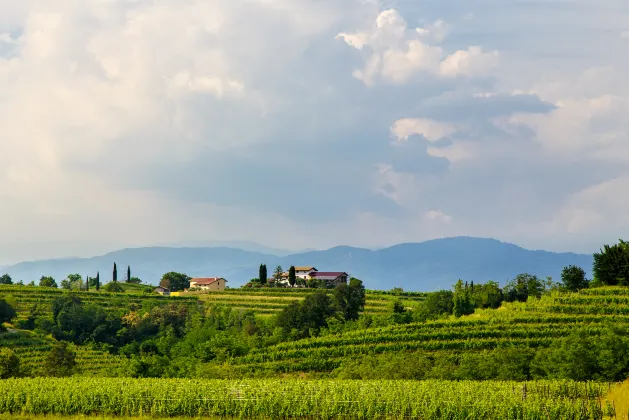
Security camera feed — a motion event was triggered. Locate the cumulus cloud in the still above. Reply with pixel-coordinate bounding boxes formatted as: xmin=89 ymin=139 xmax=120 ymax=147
xmin=336 ymin=9 xmax=499 ymax=85
xmin=0 ymin=0 xmax=629 ymax=263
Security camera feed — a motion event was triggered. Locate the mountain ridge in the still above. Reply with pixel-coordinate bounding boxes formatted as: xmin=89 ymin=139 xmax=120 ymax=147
xmin=0 ymin=237 xmax=593 ymax=291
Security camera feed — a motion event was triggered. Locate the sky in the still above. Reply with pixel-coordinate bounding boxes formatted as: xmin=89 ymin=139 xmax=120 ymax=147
xmin=1 ymin=0 xmax=629 ymax=264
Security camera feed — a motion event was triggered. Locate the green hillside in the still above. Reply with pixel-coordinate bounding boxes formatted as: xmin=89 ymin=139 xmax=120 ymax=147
xmin=0 ymin=330 xmax=125 ymax=376
xmin=190 ymin=288 xmax=427 ymax=315
xmin=0 ymin=285 xmax=198 ymax=321
xmin=226 ymin=286 xmax=629 ymax=375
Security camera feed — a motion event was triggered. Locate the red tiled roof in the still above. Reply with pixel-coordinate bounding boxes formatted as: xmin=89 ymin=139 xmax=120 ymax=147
xmin=309 ymin=272 xmax=347 ymax=277
xmin=190 ymin=277 xmax=227 ymax=285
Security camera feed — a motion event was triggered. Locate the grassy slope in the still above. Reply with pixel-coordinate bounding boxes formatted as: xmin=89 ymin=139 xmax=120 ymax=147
xmin=185 ymin=288 xmax=426 ymax=316
xmin=228 ymin=286 xmax=629 ymax=373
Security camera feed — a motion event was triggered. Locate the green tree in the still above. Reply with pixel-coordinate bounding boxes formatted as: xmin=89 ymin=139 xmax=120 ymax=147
xmin=504 ymin=273 xmax=545 ymax=302
xmin=128 ymin=277 xmax=142 ymax=284
xmin=561 ymin=265 xmax=589 ymax=291
xmin=0 ymin=274 xmax=12 ymax=285
xmin=113 ymin=263 xmax=118 ymax=282
xmin=39 ymin=276 xmax=57 ymax=288
xmin=127 ymin=265 xmax=131 ymax=283
xmin=288 ymin=266 xmax=296 ymax=288
xmin=60 ymin=274 xmax=83 ymax=290
xmin=333 ymin=278 xmax=366 ymax=321
xmin=0 ymin=348 xmax=21 ymax=379
xmin=159 ymin=272 xmax=191 ymax=292
xmin=453 ymin=280 xmax=474 ymax=317
xmin=593 ymin=240 xmax=629 ymax=286
xmin=418 ymin=290 xmax=454 ymax=320
xmin=43 ymin=342 xmax=76 ymax=377
xmin=103 ymin=282 xmax=124 ymax=293
xmin=96 ymin=271 xmax=100 ymax=291
xmin=0 ymin=299 xmax=17 ymax=324
xmin=259 ymin=264 xmax=267 ymax=285
xmin=273 ymin=265 xmax=283 ymax=282
xmin=85 ymin=275 xmax=89 ymax=291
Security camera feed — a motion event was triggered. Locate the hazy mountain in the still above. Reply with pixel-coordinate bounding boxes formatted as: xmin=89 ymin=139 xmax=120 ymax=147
xmin=1 ymin=237 xmax=593 ymax=291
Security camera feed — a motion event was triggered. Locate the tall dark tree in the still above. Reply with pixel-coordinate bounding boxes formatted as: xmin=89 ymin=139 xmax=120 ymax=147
xmin=112 ymin=263 xmax=118 ymax=282
xmin=561 ymin=265 xmax=589 ymax=291
xmin=85 ymin=275 xmax=89 ymax=291
xmin=288 ymin=266 xmax=296 ymax=288
xmin=96 ymin=271 xmax=100 ymax=291
xmin=593 ymin=240 xmax=629 ymax=286
xmin=259 ymin=264 xmax=267 ymax=285
xmin=0 ymin=274 xmax=12 ymax=285
xmin=126 ymin=265 xmax=131 ymax=283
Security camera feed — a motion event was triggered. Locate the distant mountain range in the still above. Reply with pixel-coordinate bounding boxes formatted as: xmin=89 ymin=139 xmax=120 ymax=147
xmin=0 ymin=237 xmax=593 ymax=291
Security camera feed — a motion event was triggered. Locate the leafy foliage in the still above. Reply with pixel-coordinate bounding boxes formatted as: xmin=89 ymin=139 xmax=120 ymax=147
xmin=159 ymin=272 xmax=190 ymax=292
xmin=0 ymin=274 xmax=12 ymax=285
xmin=0 ymin=348 xmax=21 ymax=379
xmin=561 ymin=265 xmax=589 ymax=291
xmin=38 ymin=276 xmax=57 ymax=288
xmin=593 ymin=239 xmax=629 ymax=286
xmin=0 ymin=299 xmax=16 ymax=324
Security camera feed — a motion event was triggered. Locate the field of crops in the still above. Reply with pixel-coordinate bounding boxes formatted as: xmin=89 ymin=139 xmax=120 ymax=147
xmin=0 ymin=330 xmax=125 ymax=376
xmin=0 ymin=285 xmax=199 ymax=321
xmin=228 ymin=287 xmax=629 ymax=373
xmin=189 ymin=289 xmax=426 ymax=316
xmin=0 ymin=377 xmax=621 ymax=419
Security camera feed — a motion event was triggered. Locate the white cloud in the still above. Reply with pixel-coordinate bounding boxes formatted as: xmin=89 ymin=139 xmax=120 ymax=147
xmin=423 ymin=210 xmax=453 ymax=224
xmin=336 ymin=9 xmax=499 ymax=85
xmin=391 ymin=118 xmax=456 ymax=142
xmin=416 ymin=20 xmax=450 ymax=43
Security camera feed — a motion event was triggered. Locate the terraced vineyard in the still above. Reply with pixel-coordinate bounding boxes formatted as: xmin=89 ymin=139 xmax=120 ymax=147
xmin=0 ymin=285 xmax=199 ymax=321
xmin=0 ymin=331 xmax=126 ymax=376
xmin=189 ymin=288 xmax=427 ymax=316
xmin=228 ymin=287 xmax=629 ymax=373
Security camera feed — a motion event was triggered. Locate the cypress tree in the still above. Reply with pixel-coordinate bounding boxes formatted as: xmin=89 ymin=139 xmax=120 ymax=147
xmin=259 ymin=264 xmax=267 ymax=285
xmin=96 ymin=272 xmax=100 ymax=291
xmin=113 ymin=263 xmax=117 ymax=282
xmin=127 ymin=265 xmax=131 ymax=283
xmin=86 ymin=275 xmax=89 ymax=291
xmin=288 ymin=266 xmax=296 ymax=288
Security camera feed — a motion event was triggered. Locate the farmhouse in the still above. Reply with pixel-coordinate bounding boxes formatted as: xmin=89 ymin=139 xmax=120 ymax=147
xmin=308 ymin=271 xmax=349 ymax=286
xmin=295 ymin=266 xmax=317 ymax=279
xmin=275 ymin=266 xmax=349 ymax=287
xmin=189 ymin=277 xmax=227 ymax=291
xmin=154 ymin=286 xmax=170 ymax=296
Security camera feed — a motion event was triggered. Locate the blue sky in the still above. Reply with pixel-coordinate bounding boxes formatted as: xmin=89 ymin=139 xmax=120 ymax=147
xmin=1 ymin=0 xmax=628 ymax=263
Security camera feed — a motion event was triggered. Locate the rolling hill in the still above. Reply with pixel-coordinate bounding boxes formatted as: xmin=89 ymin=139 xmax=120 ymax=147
xmin=0 ymin=237 xmax=593 ymax=291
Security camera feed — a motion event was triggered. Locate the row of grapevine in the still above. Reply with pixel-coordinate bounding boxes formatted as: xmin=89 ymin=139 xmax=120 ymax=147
xmin=0 ymin=378 xmax=615 ymax=419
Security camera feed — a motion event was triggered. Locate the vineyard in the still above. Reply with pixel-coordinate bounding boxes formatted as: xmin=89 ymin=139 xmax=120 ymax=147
xmin=0 ymin=285 xmax=199 ymax=321
xmin=227 ymin=287 xmax=629 ymax=373
xmin=0 ymin=377 xmax=623 ymax=419
xmin=0 ymin=330 xmax=126 ymax=376
xmin=190 ymin=288 xmax=427 ymax=316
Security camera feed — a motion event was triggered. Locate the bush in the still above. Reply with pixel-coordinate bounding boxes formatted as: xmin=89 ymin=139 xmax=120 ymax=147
xmin=0 ymin=299 xmax=17 ymax=325
xmin=0 ymin=348 xmax=21 ymax=379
